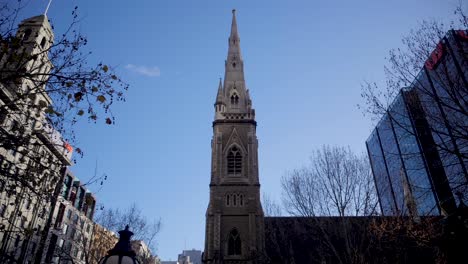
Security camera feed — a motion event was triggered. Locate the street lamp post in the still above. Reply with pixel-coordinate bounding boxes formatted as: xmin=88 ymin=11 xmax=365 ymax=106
xmin=99 ymin=225 xmax=140 ymax=264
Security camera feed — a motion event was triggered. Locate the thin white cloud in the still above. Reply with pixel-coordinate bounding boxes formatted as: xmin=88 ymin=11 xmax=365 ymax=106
xmin=125 ymin=64 xmax=161 ymax=77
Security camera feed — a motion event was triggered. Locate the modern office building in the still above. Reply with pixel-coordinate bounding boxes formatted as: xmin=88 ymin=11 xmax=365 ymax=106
xmin=366 ymin=30 xmax=468 ymax=216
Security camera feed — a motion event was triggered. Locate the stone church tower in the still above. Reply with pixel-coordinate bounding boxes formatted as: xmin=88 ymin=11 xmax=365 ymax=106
xmin=203 ymin=10 xmax=265 ymax=264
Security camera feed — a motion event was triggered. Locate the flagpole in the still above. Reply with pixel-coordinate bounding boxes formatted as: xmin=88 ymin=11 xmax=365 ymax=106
xmin=44 ymin=0 xmax=53 ymax=16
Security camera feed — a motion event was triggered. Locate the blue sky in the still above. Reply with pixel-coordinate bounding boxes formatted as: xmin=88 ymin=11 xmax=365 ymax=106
xmin=21 ymin=0 xmax=460 ymax=260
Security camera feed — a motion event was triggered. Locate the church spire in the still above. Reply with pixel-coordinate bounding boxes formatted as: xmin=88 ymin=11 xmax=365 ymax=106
xmin=204 ymin=11 xmax=264 ymax=264
xmin=227 ymin=9 xmax=242 ymax=60
xmin=214 ymin=9 xmax=254 ymax=121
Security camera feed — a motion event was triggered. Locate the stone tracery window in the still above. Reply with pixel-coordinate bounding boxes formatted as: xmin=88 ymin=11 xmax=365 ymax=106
xmin=230 ymin=93 xmax=239 ymax=105
xmin=227 ymin=146 xmax=242 ymax=175
xmin=228 ymin=228 xmax=241 ymax=255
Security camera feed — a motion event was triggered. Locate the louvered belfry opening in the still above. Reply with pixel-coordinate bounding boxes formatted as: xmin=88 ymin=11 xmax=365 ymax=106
xmin=227 ymin=146 xmax=242 ymax=175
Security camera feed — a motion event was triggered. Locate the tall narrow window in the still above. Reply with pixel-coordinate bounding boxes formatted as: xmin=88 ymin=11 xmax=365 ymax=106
xmin=14 ymin=235 xmax=20 ymax=247
xmin=40 ymin=37 xmax=47 ymax=49
xmin=228 ymin=228 xmax=241 ymax=255
xmin=230 ymin=94 xmax=239 ymax=105
xmin=227 ymin=146 xmax=242 ymax=175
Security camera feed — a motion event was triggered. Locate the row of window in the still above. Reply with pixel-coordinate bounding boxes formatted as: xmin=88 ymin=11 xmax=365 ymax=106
xmin=55 ymin=202 xmax=92 ymax=234
xmin=226 ymin=193 xmax=245 ymax=207
xmin=48 ymin=234 xmax=87 ymax=262
xmin=215 ymin=93 xmax=240 ymax=107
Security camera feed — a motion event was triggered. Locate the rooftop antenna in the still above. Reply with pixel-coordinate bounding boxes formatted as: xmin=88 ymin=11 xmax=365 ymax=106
xmin=44 ymin=0 xmax=53 ymax=16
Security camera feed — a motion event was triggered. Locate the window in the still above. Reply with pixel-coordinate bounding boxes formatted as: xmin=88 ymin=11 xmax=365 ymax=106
xmin=228 ymin=228 xmax=241 ymax=255
xmin=73 ymin=246 xmax=78 ymax=257
xmin=25 ymin=198 xmax=32 ymax=209
xmin=69 ymin=227 xmax=76 ymax=239
xmin=227 ymin=146 xmax=242 ymax=175
xmin=73 ymin=214 xmax=79 ymax=224
xmin=45 ymin=234 xmax=58 ymax=262
xmin=55 ymin=203 xmax=65 ymax=228
xmin=40 ymin=37 xmax=46 ymax=49
xmin=39 ymin=208 xmax=46 ymax=219
xmin=62 ymin=223 xmax=68 ymax=235
xmin=30 ymin=242 xmax=37 ymax=255
xmin=0 ymin=204 xmax=6 ymax=217
xmin=226 ymin=195 xmax=230 ymax=206
xmin=230 ymin=93 xmax=239 ymax=105
xmin=57 ymin=239 xmax=64 ymax=248
xmin=36 ymin=225 xmax=41 ymax=235
xmin=14 ymin=235 xmax=21 ymax=247
xmin=64 ymin=241 xmax=72 ymax=253
xmin=23 ymin=29 xmax=32 ymax=41
xmin=67 ymin=209 xmax=72 ymax=219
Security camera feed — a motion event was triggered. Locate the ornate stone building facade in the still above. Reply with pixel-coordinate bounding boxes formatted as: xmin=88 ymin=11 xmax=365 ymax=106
xmin=0 ymin=14 xmax=73 ymax=262
xmin=203 ymin=10 xmax=265 ymax=264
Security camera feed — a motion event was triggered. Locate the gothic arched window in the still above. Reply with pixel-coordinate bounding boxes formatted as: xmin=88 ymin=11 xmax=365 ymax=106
xmin=230 ymin=93 xmax=239 ymax=105
xmin=228 ymin=228 xmax=241 ymax=255
xmin=227 ymin=146 xmax=242 ymax=175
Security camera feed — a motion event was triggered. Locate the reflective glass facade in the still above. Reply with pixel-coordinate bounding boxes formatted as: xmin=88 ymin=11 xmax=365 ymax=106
xmin=367 ymin=92 xmax=438 ymax=216
xmin=367 ymin=30 xmax=467 ymax=216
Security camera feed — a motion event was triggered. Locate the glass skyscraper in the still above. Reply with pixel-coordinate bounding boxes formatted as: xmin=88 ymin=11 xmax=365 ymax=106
xmin=366 ymin=30 xmax=467 ymax=216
